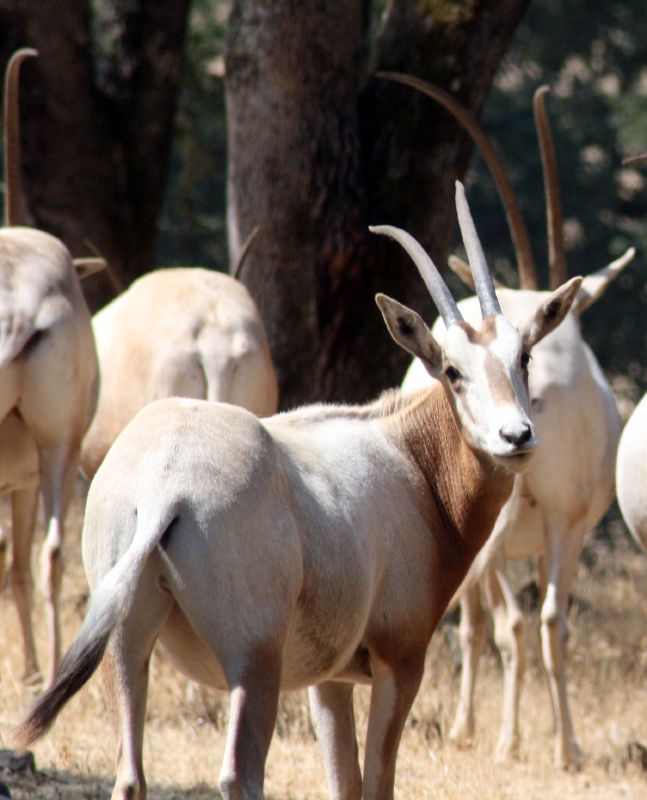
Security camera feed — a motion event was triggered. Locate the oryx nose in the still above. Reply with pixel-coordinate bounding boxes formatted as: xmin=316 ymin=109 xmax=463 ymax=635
xmin=500 ymin=422 xmax=533 ymax=448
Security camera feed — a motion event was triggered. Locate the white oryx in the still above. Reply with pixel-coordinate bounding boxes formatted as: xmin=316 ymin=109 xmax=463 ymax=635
xmin=616 ymin=152 xmax=647 ymax=552
xmin=616 ymin=393 xmax=647 ymax=550
xmin=18 ymin=183 xmax=581 ymax=800
xmin=387 ymin=73 xmax=634 ymax=768
xmin=0 ymin=49 xmax=101 ymax=687
xmin=80 ymin=260 xmax=278 ymax=480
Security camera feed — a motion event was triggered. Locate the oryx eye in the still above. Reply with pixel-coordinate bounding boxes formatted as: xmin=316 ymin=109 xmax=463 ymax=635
xmin=520 ymin=351 xmax=531 ymax=370
xmin=445 ymin=365 xmax=462 ymax=383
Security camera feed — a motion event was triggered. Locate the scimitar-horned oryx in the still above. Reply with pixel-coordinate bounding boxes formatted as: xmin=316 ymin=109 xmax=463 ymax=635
xmin=385 ymin=72 xmax=634 ymax=768
xmin=80 ymin=260 xmax=279 ymax=481
xmin=17 ymin=183 xmax=581 ymax=800
xmin=616 ymin=151 xmax=647 ymax=553
xmin=0 ymin=48 xmax=101 ymax=688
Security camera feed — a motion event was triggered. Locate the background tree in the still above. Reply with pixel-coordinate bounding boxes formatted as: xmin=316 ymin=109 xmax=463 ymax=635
xmin=0 ymin=0 xmax=531 ymax=407
xmin=225 ymin=0 xmax=530 ymax=406
xmin=0 ymin=0 xmax=191 ymax=308
xmin=4 ymin=2 xmax=647 ymax=408
xmin=176 ymin=1 xmax=647 ymax=404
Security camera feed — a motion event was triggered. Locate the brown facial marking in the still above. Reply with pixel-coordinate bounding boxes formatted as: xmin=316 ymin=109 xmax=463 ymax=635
xmin=484 ymin=350 xmax=518 ymax=405
xmin=458 ymin=316 xmax=499 ymax=346
xmin=450 ymin=317 xmax=517 ymax=409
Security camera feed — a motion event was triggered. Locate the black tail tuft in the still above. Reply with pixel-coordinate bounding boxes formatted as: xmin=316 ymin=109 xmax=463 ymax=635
xmin=14 ymin=626 xmax=109 ymax=748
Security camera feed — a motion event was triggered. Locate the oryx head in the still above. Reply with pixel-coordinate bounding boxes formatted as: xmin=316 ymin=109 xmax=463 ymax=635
xmin=373 ymin=181 xmax=581 ymax=471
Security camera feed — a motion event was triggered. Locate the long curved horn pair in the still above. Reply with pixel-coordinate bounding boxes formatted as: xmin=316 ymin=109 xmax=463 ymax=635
xmin=370 ymin=181 xmax=500 ymax=324
xmin=3 ymin=48 xmax=38 ymax=227
xmin=378 ymin=72 xmax=567 ymax=292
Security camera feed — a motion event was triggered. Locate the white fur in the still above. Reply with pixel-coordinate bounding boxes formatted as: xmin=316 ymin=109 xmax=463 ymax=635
xmin=403 ymin=284 xmax=621 ymax=768
xmin=616 ymin=394 xmax=647 ymax=550
xmin=20 ymin=240 xmax=582 ymax=799
xmin=0 ymin=227 xmax=98 ymax=687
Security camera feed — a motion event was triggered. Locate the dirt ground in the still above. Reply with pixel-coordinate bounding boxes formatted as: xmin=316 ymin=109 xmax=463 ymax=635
xmin=2 ymin=496 xmax=647 ymax=799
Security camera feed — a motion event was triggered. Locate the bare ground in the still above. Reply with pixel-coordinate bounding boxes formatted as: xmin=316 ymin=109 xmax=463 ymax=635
xmin=1 ymin=496 xmax=647 ymax=799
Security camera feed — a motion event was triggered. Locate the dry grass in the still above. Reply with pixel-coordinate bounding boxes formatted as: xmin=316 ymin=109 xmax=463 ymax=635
xmin=1 ymin=495 xmax=647 ymax=798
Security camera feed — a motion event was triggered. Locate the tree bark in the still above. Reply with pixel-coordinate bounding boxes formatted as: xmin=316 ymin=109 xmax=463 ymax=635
xmin=226 ymin=0 xmax=531 ymax=408
xmin=0 ymin=0 xmax=190 ymax=310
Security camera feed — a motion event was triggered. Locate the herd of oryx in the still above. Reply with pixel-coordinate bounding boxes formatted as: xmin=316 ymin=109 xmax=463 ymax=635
xmin=0 ymin=43 xmax=645 ymax=800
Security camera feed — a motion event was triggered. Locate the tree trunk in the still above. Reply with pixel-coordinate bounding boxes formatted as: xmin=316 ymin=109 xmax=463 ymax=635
xmin=226 ymin=0 xmax=531 ymax=408
xmin=0 ymin=0 xmax=190 ymax=310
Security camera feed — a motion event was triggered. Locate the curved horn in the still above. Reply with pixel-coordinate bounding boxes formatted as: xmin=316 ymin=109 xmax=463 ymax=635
xmin=82 ymin=239 xmax=125 ymax=295
xmin=73 ymin=257 xmax=108 ymax=281
xmin=455 ymin=181 xmax=501 ymax=318
xmin=622 ymin=153 xmax=647 ymax=167
xmin=232 ymin=225 xmax=261 ymax=281
xmin=369 ymin=224 xmax=463 ymax=326
xmin=3 ymin=48 xmax=38 ymax=227
xmin=377 ymin=71 xmax=539 ymax=290
xmin=448 ymin=254 xmax=505 ymax=291
xmin=534 ymin=85 xmax=567 ymax=290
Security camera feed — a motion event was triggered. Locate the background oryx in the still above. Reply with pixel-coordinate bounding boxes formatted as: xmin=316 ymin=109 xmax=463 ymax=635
xmin=0 ymin=48 xmax=100 ymax=688
xmin=80 ymin=262 xmax=278 ymax=480
xmin=388 ymin=72 xmax=634 ymax=768
xmin=616 ymin=152 xmax=647 ymax=556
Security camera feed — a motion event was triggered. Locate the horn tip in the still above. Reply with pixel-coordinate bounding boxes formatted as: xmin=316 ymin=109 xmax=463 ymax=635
xmin=10 ymin=47 xmax=38 ymax=62
xmin=369 ymin=224 xmax=395 ymax=237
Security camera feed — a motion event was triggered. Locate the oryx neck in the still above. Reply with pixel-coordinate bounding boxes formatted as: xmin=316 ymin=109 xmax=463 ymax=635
xmin=393 ymin=387 xmax=514 ymax=570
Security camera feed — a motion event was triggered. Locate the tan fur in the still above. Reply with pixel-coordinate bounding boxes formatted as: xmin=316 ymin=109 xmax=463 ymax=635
xmin=80 ymin=267 xmax=278 ymax=478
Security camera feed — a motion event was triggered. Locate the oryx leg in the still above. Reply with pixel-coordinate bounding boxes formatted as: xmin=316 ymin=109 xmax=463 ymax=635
xmin=10 ymin=487 xmax=40 ymax=683
xmin=171 ymin=580 xmax=285 ymax=800
xmin=482 ymin=558 xmax=524 ymax=761
xmin=218 ymin=645 xmax=282 ymax=800
xmin=105 ymin=569 xmax=173 ymax=800
xmin=309 ymin=681 xmax=362 ymax=800
xmin=539 ymin=519 xmax=586 ymax=769
xmin=362 ymin=652 xmax=425 ymax=800
xmin=36 ymin=441 xmax=79 ymax=687
xmin=449 ymin=583 xmax=487 ymax=746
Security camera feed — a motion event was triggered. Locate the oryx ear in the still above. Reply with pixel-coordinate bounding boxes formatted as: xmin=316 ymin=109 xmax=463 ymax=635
xmin=570 ymin=246 xmax=635 ymax=317
xmin=520 ymin=276 xmax=582 ymax=349
xmin=376 ymin=293 xmax=442 ymax=374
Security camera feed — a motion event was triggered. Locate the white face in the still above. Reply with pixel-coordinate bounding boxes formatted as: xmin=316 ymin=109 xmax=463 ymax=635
xmin=438 ymin=316 xmax=536 ymax=471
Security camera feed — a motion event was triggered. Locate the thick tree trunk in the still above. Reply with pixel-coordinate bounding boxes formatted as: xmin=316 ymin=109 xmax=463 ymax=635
xmin=226 ymin=0 xmax=371 ymax=405
xmin=226 ymin=0 xmax=531 ymax=408
xmin=0 ymin=0 xmax=190 ymax=310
